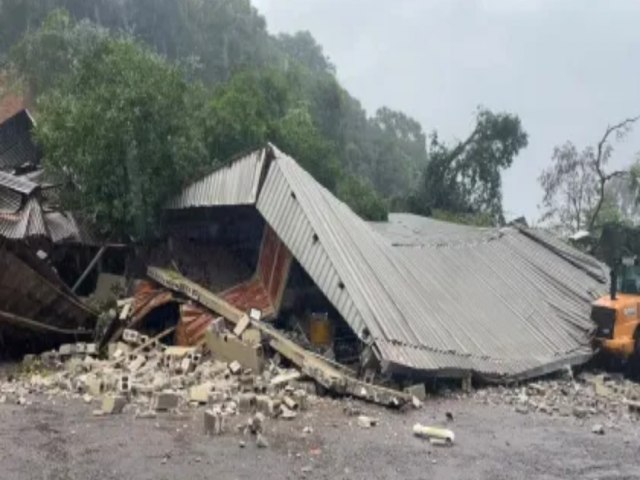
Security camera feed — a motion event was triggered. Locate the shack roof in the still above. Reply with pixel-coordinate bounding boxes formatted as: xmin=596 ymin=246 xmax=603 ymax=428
xmin=0 ymin=110 xmax=40 ymax=172
xmin=170 ymin=144 xmax=608 ymax=381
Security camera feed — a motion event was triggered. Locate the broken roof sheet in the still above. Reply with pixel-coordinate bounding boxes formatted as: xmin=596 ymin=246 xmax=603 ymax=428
xmin=0 ymin=170 xmax=38 ymax=195
xmin=167 ymin=149 xmax=266 ymax=210
xmin=0 ymin=110 xmax=40 ymax=172
xmin=173 ymin=145 xmax=608 ymax=381
xmin=0 ymin=196 xmax=48 ymax=240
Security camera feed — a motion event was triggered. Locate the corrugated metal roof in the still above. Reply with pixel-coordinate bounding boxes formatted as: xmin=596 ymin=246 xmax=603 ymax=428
xmin=0 ymin=186 xmax=22 ymax=214
xmin=0 ymin=196 xmax=48 ymax=240
xmin=256 ymin=146 xmax=607 ymax=380
xmin=167 ymin=149 xmax=266 ymax=209
xmin=44 ymin=211 xmax=83 ymax=244
xmin=0 ymin=170 xmax=38 ymax=195
xmin=0 ymin=110 xmax=40 ymax=171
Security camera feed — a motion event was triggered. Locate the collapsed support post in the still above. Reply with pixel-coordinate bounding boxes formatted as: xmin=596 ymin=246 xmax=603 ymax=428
xmin=72 ymin=245 xmax=108 ymax=293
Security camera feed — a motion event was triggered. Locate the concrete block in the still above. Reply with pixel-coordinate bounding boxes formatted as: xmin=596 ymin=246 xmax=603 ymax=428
xmin=152 ymin=391 xmax=180 ymax=411
xmin=283 ymin=396 xmax=298 ymax=411
xmin=208 ymin=391 xmax=226 ymax=405
xmin=85 ymin=343 xmax=97 ymax=356
xmin=293 ymin=390 xmax=308 ymax=411
xmin=75 ymin=343 xmax=87 ymax=354
xmin=128 ymin=355 xmax=146 ymax=373
xmin=204 ymin=409 xmax=227 ymax=436
xmin=249 ymin=412 xmax=266 ymax=434
xmin=228 ymin=361 xmax=242 ymax=375
xmin=180 ymin=357 xmax=192 ymax=374
xmin=239 ymin=374 xmax=254 ymax=391
xmin=84 ymin=375 xmax=104 ymax=397
xmin=189 ymin=383 xmax=213 ymax=404
xmin=122 ymin=329 xmax=140 ymax=345
xmin=255 ymin=394 xmax=275 ymax=417
xmin=279 ymin=405 xmax=297 ymax=420
xmin=270 ymin=370 xmax=301 ymax=387
xmin=205 ymin=327 xmax=264 ymax=373
xmin=59 ymin=344 xmax=75 ymax=356
xmin=102 ymin=395 xmax=127 ymax=414
xmin=241 ymin=328 xmax=261 ymax=346
xmin=237 ymin=393 xmax=256 ymax=413
xmin=118 ymin=375 xmax=131 ymax=394
xmin=404 ymin=383 xmax=426 ymax=401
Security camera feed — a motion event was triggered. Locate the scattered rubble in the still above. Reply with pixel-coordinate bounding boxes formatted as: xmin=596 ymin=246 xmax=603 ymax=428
xmin=357 ymin=415 xmax=379 ymax=428
xmin=0 ymin=328 xmax=320 ymax=438
xmin=472 ymin=371 xmax=640 ymax=423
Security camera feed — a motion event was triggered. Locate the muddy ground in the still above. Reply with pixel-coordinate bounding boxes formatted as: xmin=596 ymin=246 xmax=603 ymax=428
xmin=1 ymin=392 xmax=639 ymax=480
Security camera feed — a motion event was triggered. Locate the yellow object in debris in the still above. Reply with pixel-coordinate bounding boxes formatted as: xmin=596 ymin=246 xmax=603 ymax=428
xmin=412 ymin=424 xmax=455 ymax=444
xmin=308 ymin=313 xmax=331 ymax=346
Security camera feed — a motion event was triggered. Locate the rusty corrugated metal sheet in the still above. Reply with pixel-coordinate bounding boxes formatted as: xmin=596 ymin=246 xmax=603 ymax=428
xmin=175 ymin=303 xmax=217 ymax=346
xmin=219 ymin=224 xmax=292 ymax=318
xmin=167 ymin=149 xmax=266 ymax=209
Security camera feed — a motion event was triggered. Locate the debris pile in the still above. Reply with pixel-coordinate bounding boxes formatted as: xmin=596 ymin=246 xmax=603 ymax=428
xmin=1 ymin=331 xmax=317 ymax=435
xmin=472 ymin=371 xmax=640 ymax=422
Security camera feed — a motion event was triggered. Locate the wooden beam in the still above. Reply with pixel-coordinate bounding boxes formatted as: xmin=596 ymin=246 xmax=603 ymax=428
xmin=0 ymin=309 xmax=92 ymax=336
xmin=147 ymin=267 xmax=413 ymax=407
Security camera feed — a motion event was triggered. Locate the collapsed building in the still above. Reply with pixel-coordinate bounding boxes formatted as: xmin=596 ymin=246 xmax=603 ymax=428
xmin=0 ymin=109 xmax=96 ymax=353
xmin=153 ymin=144 xmax=608 ymax=383
xmin=0 ymin=115 xmax=609 ymax=385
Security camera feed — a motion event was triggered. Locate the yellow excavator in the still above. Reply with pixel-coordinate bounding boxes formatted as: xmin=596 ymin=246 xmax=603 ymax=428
xmin=591 ymin=256 xmax=640 ymax=367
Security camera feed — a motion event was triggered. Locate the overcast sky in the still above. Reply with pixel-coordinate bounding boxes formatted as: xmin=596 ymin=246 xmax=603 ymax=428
xmin=252 ymin=0 xmax=640 ymax=222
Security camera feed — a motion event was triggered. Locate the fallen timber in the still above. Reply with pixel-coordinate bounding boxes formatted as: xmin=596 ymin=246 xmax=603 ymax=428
xmin=147 ymin=266 xmax=413 ymax=407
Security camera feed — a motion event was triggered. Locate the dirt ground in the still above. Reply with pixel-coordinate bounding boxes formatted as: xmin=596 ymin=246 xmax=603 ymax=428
xmin=1 ymin=392 xmax=639 ymax=480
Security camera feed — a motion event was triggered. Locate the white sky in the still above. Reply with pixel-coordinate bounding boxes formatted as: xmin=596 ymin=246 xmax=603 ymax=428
xmin=252 ymin=0 xmax=640 ymax=222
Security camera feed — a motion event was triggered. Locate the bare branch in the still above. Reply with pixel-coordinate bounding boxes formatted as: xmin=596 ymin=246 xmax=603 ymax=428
xmin=604 ymin=170 xmax=629 ymax=181
xmin=588 ymin=117 xmax=639 ymax=231
xmin=595 ymin=115 xmax=640 ymax=175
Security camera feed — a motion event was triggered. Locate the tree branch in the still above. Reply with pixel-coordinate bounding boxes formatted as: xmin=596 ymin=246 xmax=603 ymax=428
xmin=595 ymin=116 xmax=640 ymax=177
xmin=587 ymin=117 xmax=639 ymax=231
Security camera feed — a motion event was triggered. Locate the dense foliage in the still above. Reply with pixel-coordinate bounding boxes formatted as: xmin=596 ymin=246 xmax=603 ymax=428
xmin=36 ymin=37 xmax=207 ymax=238
xmin=405 ymin=109 xmax=528 ymax=225
xmin=1 ymin=0 xmax=529 ymax=236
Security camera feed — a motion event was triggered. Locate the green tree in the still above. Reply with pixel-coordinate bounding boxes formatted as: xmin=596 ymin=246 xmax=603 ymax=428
xmin=276 ymin=31 xmax=335 ymax=75
xmin=336 ymin=175 xmax=388 ymax=221
xmin=408 ymin=108 xmax=528 ymax=225
xmin=37 ymin=38 xmax=207 ymax=239
xmin=10 ymin=9 xmax=108 ymax=97
xmin=204 ymin=69 xmax=289 ymax=161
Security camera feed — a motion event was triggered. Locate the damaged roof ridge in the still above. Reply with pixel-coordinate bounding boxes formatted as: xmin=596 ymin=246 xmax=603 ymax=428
xmin=268 ymin=148 xmax=414 ymax=340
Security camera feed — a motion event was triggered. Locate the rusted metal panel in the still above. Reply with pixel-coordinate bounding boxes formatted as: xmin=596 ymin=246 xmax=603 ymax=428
xmin=218 ymin=224 xmax=292 ymax=318
xmin=130 ymin=281 xmax=175 ymax=328
xmin=220 ymin=278 xmax=273 ymax=316
xmin=176 ymin=303 xmax=217 ymax=346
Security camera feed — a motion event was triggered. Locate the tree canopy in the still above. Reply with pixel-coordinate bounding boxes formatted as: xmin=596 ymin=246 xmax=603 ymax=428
xmin=406 ymin=109 xmax=528 ymax=225
xmin=1 ymin=1 xmax=529 ymax=236
xmin=36 ymin=36 xmax=207 ymax=239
